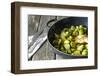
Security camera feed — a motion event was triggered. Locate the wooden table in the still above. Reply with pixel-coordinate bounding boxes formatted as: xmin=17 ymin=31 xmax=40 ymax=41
xmin=28 ymin=15 xmax=68 ymax=60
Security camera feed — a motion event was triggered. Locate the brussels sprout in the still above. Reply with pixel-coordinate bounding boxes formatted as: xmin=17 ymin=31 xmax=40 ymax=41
xmin=67 ymin=50 xmax=72 ymax=54
xmin=64 ymin=43 xmax=70 ymax=50
xmin=72 ymin=30 xmax=78 ymax=36
xmin=79 ymin=25 xmax=87 ymax=33
xmin=77 ymin=45 xmax=84 ymax=51
xmin=61 ymin=31 xmax=66 ymax=37
xmin=60 ymin=46 xmax=65 ymax=51
xmin=65 ymin=31 xmax=69 ymax=36
xmin=70 ymin=42 xmax=76 ymax=48
xmin=79 ymin=25 xmax=83 ymax=29
xmin=79 ymin=29 xmax=84 ymax=35
xmin=84 ymin=27 xmax=87 ymax=32
xmin=82 ymin=49 xmax=88 ymax=56
xmin=72 ymin=50 xmax=81 ymax=55
xmin=76 ymin=26 xmax=79 ymax=29
xmin=68 ymin=36 xmax=73 ymax=41
xmin=71 ymin=26 xmax=75 ymax=31
xmin=71 ymin=48 xmax=75 ymax=52
xmin=64 ymin=40 xmax=70 ymax=44
xmin=85 ymin=44 xmax=88 ymax=49
xmin=60 ymin=32 xmax=66 ymax=41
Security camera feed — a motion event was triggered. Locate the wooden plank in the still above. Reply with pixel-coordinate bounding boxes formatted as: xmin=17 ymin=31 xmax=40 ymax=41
xmin=32 ymin=15 xmax=56 ymax=60
xmin=28 ymin=15 xmax=41 ymax=36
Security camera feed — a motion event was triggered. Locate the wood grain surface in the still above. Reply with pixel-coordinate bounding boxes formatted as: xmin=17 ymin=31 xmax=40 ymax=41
xmin=28 ymin=15 xmax=67 ymax=60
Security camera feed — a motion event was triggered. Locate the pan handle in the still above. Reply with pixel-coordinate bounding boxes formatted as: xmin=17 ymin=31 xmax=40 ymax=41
xmin=47 ymin=16 xmax=57 ymax=28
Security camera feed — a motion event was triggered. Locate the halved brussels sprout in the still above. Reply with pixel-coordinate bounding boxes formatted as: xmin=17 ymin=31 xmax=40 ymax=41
xmin=64 ymin=40 xmax=70 ymax=44
xmin=79 ymin=29 xmax=84 ymax=35
xmin=67 ymin=49 xmax=72 ymax=54
xmin=71 ymin=48 xmax=75 ymax=52
xmin=64 ymin=43 xmax=70 ymax=50
xmin=72 ymin=50 xmax=81 ymax=55
xmin=85 ymin=44 xmax=88 ymax=49
xmin=68 ymin=36 xmax=73 ymax=41
xmin=72 ymin=30 xmax=78 ymax=36
xmin=60 ymin=45 xmax=65 ymax=51
xmin=70 ymin=42 xmax=76 ymax=48
xmin=60 ymin=32 xmax=67 ymax=41
xmin=77 ymin=45 xmax=84 ymax=51
xmin=82 ymin=49 xmax=88 ymax=56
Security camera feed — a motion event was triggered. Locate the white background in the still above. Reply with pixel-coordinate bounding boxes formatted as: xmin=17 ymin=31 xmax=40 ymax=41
xmin=0 ymin=0 xmax=100 ymax=76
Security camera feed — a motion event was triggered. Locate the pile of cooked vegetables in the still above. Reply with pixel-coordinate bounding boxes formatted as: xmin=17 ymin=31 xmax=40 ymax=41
xmin=52 ymin=25 xmax=88 ymax=56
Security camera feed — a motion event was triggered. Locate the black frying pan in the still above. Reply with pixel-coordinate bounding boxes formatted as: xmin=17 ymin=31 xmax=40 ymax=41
xmin=47 ymin=17 xmax=88 ymax=58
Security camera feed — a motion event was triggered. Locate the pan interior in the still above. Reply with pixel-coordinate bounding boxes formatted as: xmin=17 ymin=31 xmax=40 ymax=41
xmin=48 ymin=17 xmax=88 ymax=58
